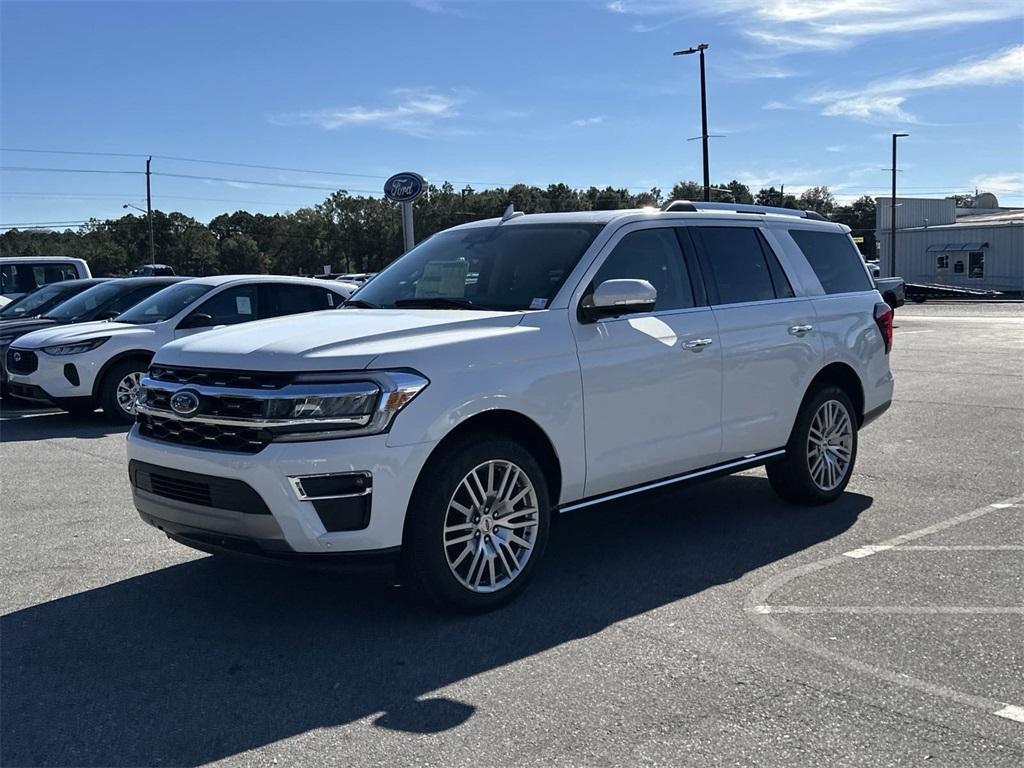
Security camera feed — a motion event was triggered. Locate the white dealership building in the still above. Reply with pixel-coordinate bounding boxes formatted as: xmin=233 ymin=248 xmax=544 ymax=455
xmin=876 ymin=193 xmax=1023 ymax=294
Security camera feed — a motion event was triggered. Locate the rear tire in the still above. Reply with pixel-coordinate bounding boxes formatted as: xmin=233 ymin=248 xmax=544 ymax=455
xmin=402 ymin=435 xmax=550 ymax=613
xmin=99 ymin=359 xmax=148 ymax=424
xmin=767 ymin=385 xmax=858 ymax=505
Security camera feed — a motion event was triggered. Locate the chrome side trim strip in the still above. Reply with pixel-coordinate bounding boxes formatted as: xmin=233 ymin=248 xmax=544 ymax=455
xmin=558 ymin=449 xmax=786 ymax=513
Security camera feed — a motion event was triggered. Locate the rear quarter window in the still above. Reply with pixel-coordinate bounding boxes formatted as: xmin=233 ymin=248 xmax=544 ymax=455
xmin=789 ymin=229 xmax=873 ymax=294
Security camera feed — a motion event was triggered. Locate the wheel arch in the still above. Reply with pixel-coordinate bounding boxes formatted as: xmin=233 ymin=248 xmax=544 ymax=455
xmin=802 ymin=362 xmax=866 ymax=426
xmin=410 ymin=408 xmax=564 ymax=514
xmin=91 ymin=349 xmax=155 ymax=399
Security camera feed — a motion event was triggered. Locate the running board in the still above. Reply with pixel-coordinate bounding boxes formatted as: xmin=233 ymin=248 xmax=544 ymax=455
xmin=558 ymin=449 xmax=785 ymax=513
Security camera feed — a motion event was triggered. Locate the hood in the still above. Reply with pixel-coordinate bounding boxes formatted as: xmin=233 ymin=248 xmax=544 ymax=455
xmin=11 ymin=320 xmax=156 ymax=350
xmin=155 ymin=309 xmax=526 ymax=371
xmin=0 ymin=318 xmax=60 ymax=344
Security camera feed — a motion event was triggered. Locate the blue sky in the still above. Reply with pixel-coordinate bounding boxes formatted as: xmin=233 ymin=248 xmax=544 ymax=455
xmin=2 ymin=0 xmax=1022 ymax=228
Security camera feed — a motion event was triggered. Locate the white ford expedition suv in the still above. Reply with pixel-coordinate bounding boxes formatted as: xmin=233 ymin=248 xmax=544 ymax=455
xmin=127 ymin=202 xmax=894 ymax=611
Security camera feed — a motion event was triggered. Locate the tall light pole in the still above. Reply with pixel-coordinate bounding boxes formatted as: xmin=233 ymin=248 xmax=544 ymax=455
xmin=673 ymin=43 xmax=710 ymax=202
xmin=890 ymin=133 xmax=908 ymax=277
xmin=145 ymin=156 xmax=155 ymax=266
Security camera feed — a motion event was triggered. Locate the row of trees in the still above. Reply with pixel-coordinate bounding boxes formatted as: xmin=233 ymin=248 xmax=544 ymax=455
xmin=0 ymin=180 xmax=880 ymax=276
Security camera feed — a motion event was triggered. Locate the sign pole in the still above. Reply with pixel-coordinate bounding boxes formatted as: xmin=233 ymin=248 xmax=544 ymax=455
xmin=383 ymin=171 xmax=426 ymax=254
xmin=401 ymin=201 xmax=415 ymax=253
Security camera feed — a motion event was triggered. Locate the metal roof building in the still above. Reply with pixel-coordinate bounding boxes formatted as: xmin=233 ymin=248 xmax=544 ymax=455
xmin=876 ymin=194 xmax=1023 ymax=295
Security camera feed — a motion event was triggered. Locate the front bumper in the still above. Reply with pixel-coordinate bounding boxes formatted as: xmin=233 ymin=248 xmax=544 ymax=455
xmin=126 ymin=425 xmax=436 ymax=555
xmin=6 ymin=348 xmax=96 ymax=401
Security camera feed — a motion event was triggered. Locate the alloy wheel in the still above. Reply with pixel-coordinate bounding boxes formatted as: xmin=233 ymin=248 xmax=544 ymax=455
xmin=806 ymin=399 xmax=853 ymax=491
xmin=115 ymin=372 xmax=143 ymax=416
xmin=443 ymin=459 xmax=540 ymax=593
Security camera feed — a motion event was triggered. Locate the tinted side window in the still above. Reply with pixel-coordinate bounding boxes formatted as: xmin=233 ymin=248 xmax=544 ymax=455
xmin=264 ymin=284 xmax=337 ymax=319
xmin=591 ymin=228 xmax=694 ymax=311
xmin=191 ymin=285 xmax=258 ymax=326
xmin=789 ymin=229 xmax=872 ymax=294
xmin=106 ymin=285 xmax=164 ymax=314
xmin=693 ymin=227 xmax=778 ymax=305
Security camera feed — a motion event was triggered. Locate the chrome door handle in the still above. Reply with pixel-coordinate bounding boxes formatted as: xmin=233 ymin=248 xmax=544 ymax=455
xmin=788 ymin=324 xmax=813 ymax=337
xmin=683 ymin=338 xmax=713 ymax=351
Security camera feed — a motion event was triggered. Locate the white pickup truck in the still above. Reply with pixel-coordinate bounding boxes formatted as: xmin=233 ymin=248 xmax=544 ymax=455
xmin=127 ymin=202 xmax=894 ymax=612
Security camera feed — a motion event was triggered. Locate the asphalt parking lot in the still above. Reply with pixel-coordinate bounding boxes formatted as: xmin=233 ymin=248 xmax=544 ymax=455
xmin=1 ymin=302 xmax=1021 ymax=767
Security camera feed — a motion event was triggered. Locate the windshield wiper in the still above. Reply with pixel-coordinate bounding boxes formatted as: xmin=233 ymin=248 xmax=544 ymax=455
xmin=341 ymin=298 xmax=380 ymax=309
xmin=394 ymin=297 xmax=483 ymax=310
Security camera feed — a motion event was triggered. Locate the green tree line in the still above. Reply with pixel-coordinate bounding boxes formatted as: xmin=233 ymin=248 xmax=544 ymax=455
xmin=0 ymin=180 xmax=879 ymax=276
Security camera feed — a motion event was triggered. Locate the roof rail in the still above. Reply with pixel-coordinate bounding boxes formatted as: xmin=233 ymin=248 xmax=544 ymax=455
xmin=661 ymin=199 xmax=824 ymax=220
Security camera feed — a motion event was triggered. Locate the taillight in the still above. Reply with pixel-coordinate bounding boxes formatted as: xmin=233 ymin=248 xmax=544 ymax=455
xmin=874 ymin=302 xmax=894 ymax=354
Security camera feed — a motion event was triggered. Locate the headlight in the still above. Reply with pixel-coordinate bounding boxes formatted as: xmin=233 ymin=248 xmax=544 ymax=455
xmin=268 ymin=371 xmax=429 ymax=441
xmin=41 ymin=337 xmax=109 ymax=356
xmin=137 ymin=369 xmax=429 ymax=443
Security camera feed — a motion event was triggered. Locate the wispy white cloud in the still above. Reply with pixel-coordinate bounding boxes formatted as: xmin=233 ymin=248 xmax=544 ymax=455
xmin=571 ymin=116 xmax=605 ymax=127
xmin=271 ymin=89 xmax=465 ymax=137
xmin=608 ymin=1 xmax=1023 ymax=50
xmin=826 ymin=145 xmax=846 ymax=153
xmin=970 ymin=173 xmax=1024 ymax=195
xmin=808 ymin=45 xmax=1024 ymax=123
xmin=763 ymin=100 xmax=795 ymax=111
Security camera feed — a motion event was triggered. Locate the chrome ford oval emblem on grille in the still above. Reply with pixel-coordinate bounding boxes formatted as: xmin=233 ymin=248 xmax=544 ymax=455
xmin=169 ymin=390 xmax=200 ymax=417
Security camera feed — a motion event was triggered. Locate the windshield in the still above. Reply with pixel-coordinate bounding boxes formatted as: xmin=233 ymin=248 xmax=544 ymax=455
xmin=0 ymin=282 xmax=80 ymax=319
xmin=43 ymin=282 xmax=129 ymax=322
xmin=115 ymin=283 xmax=214 ymax=324
xmin=352 ymin=223 xmax=605 ymax=311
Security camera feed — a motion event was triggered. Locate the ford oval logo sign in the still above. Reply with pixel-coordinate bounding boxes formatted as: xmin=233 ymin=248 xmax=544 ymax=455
xmin=384 ymin=172 xmax=425 ymax=204
xmin=169 ymin=390 xmax=200 ymax=417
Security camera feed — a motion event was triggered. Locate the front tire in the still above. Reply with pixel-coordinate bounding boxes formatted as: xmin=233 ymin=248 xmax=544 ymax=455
xmin=402 ymin=435 xmax=551 ymax=613
xmin=99 ymin=359 xmax=148 ymax=423
xmin=767 ymin=385 xmax=858 ymax=505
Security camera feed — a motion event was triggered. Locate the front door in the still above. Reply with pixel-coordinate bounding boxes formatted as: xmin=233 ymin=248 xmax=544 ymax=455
xmin=572 ymin=225 xmax=724 ymax=498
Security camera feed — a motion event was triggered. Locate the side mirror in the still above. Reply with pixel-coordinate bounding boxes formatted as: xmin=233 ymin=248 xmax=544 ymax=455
xmin=178 ymin=312 xmax=212 ymax=330
xmin=579 ymin=279 xmax=657 ymax=323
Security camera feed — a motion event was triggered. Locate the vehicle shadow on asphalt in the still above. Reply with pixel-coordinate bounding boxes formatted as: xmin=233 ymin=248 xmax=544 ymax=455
xmin=0 ymin=409 xmax=127 ymax=441
xmin=1 ymin=475 xmax=870 ymax=767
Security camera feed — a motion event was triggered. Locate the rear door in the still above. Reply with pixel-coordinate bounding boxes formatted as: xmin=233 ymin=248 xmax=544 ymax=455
xmin=690 ymin=223 xmax=821 ymax=457
xmin=259 ymin=283 xmax=340 ymax=319
xmin=572 ymin=223 xmax=724 ymax=497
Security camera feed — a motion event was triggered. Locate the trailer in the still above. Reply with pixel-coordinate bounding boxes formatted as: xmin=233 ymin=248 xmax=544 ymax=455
xmin=904 ymin=282 xmax=1003 ymax=303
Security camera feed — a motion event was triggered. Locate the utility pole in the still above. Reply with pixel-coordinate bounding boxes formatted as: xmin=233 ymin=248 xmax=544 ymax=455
xmin=146 ymin=156 xmax=155 ymax=266
xmin=890 ymin=133 xmax=908 ymax=277
xmin=780 ymin=184 xmax=785 ymax=208
xmin=673 ymin=43 xmax=711 ymax=202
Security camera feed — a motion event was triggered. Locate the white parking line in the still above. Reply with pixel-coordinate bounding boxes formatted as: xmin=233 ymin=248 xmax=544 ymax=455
xmin=746 ymin=493 xmax=1024 ymax=726
xmin=754 ymin=605 xmax=1023 ymax=615
xmin=994 ymin=705 xmax=1024 ymax=724
xmin=842 ymin=499 xmax=1020 ymax=559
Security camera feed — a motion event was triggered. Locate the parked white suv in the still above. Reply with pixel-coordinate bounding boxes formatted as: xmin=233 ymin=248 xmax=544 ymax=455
xmin=7 ymin=275 xmax=349 ymax=421
xmin=126 ymin=203 xmax=894 ymax=611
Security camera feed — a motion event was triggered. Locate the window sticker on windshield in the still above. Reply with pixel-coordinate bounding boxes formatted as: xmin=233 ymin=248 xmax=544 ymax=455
xmin=530 ymin=298 xmax=547 ymax=310
xmin=236 ymin=295 xmax=253 ymax=315
xmin=416 ymin=260 xmax=469 ymax=298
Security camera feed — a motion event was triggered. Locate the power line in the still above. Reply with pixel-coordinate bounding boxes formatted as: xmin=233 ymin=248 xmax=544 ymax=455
xmin=0 ymin=166 xmax=142 ymax=175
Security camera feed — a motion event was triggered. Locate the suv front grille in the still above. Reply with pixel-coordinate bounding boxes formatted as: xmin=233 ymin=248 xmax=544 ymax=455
xmin=149 ymin=365 xmax=292 ymax=390
xmin=6 ymin=348 xmax=38 ymax=375
xmin=138 ymin=413 xmax=269 ymax=454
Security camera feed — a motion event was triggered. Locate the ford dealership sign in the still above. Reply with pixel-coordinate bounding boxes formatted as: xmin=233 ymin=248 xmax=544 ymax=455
xmin=384 ymin=172 xmax=425 ymax=203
